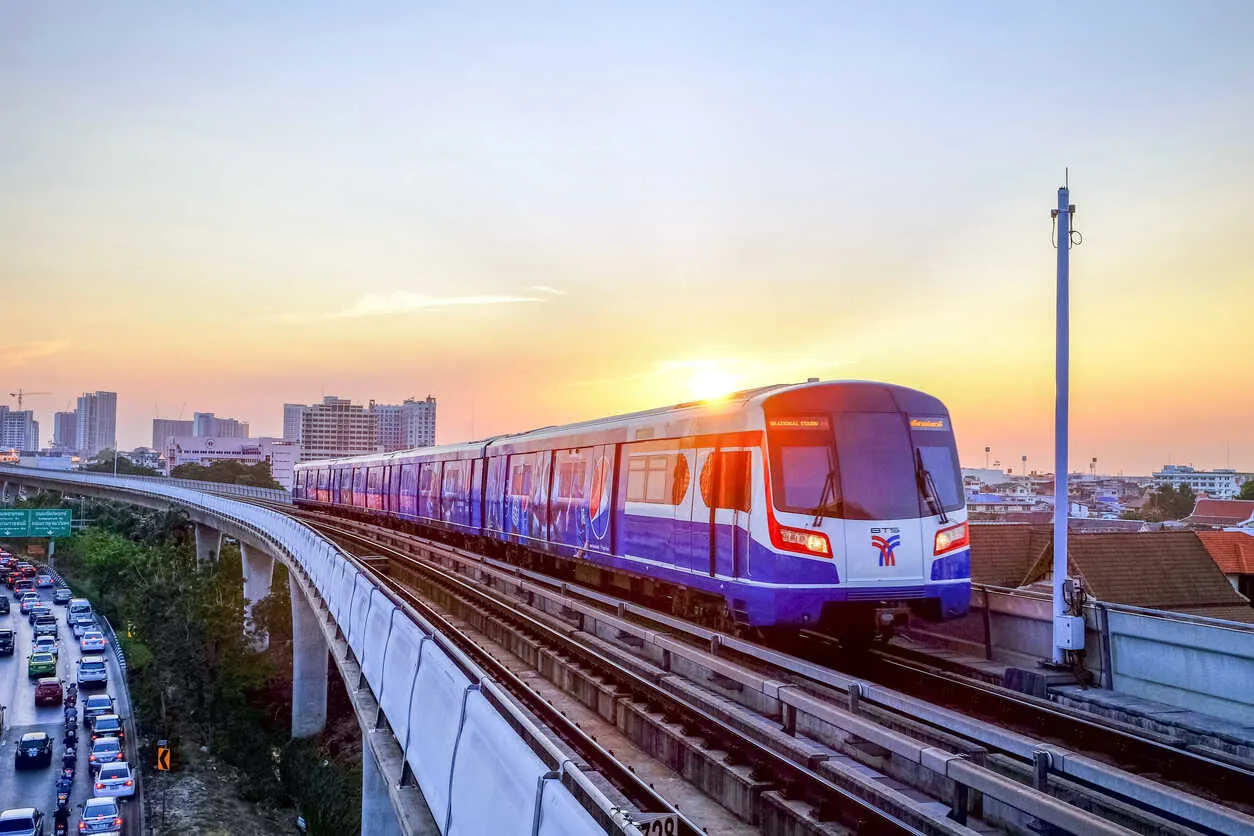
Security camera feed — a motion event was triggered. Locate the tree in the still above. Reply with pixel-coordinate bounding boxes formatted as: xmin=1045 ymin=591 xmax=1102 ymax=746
xmin=1130 ymin=484 xmax=1198 ymax=522
xmin=82 ymin=449 xmax=161 ymax=477
xmin=171 ymin=460 xmax=281 ymax=490
xmin=1239 ymin=481 xmax=1254 ymax=501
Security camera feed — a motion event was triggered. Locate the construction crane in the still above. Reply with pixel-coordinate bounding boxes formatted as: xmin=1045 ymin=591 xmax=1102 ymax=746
xmin=9 ymin=389 xmax=50 ymax=410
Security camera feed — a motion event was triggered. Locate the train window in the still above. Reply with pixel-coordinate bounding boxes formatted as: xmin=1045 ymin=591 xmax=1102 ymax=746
xmin=699 ymin=450 xmax=751 ymax=512
xmin=627 ymin=453 xmax=685 ymax=505
xmin=554 ymin=450 xmax=588 ymax=499
xmin=340 ymin=469 xmax=352 ymax=498
xmin=443 ymin=464 xmax=463 ymax=495
xmin=510 ymin=462 xmax=532 ymax=496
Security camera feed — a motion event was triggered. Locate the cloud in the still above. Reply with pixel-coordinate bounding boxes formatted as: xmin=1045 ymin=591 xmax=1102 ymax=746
xmin=278 ymin=291 xmax=549 ymax=322
xmin=527 ymin=285 xmax=567 ymax=296
xmin=0 ymin=341 xmax=70 ymax=367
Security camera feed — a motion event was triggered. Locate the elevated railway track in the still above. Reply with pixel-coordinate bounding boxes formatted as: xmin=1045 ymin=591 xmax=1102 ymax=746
xmin=254 ymin=499 xmax=1254 ymax=836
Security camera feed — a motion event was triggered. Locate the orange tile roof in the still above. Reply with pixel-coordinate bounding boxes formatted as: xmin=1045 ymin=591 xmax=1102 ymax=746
xmin=1197 ymin=531 xmax=1254 ymax=575
xmin=969 ymin=524 xmax=1049 ymax=587
xmin=1187 ymin=499 xmax=1254 ymax=527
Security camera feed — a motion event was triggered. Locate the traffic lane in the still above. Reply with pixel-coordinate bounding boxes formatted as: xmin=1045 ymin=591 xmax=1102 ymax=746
xmin=0 ymin=585 xmax=72 ymax=821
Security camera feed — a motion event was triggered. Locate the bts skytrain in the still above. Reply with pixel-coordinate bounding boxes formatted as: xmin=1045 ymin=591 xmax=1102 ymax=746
xmin=293 ymin=380 xmax=971 ymax=637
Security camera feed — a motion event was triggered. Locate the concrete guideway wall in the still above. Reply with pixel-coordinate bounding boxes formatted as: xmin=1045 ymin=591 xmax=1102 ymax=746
xmin=909 ymin=584 xmax=1254 ymax=727
xmin=0 ymin=467 xmax=612 ymax=836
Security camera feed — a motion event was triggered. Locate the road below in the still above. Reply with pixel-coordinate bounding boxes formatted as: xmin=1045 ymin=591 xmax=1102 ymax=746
xmin=0 ymin=583 xmax=138 ymax=834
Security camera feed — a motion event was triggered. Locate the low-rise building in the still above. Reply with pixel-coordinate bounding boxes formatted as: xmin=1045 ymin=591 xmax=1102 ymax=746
xmin=164 ymin=436 xmax=299 ymax=489
xmin=1185 ymin=499 xmax=1254 ymax=529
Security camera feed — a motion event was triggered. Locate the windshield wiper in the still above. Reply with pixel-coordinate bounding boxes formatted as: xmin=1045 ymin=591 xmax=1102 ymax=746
xmin=915 ymin=449 xmax=950 ymax=524
xmin=810 ymin=447 xmax=840 ymax=526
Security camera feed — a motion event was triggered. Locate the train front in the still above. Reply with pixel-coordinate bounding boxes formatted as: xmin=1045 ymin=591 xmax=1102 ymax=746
xmin=760 ymin=381 xmax=970 ymax=636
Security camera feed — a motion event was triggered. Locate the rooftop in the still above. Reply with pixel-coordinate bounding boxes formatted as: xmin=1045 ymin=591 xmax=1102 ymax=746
xmin=1186 ymin=499 xmax=1254 ymax=528
xmin=1196 ymin=531 xmax=1254 ymax=575
xmin=970 ymin=524 xmax=1254 ymax=622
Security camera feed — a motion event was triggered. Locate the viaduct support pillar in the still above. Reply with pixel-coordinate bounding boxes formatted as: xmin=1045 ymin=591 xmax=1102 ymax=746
xmin=361 ymin=732 xmax=405 ymax=836
xmin=290 ymin=572 xmax=328 ymax=737
xmin=240 ymin=543 xmax=275 ymax=651
xmin=194 ymin=523 xmax=222 ymax=564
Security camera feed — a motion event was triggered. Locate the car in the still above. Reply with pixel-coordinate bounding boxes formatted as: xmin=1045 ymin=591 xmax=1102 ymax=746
xmin=88 ymin=737 xmax=124 ymax=772
xmin=32 ymin=635 xmax=58 ymax=658
xmin=68 ymin=598 xmax=93 ymax=620
xmin=18 ymin=593 xmax=40 ymax=615
xmin=77 ymin=655 xmax=108 ymax=689
xmin=13 ymin=577 xmax=34 ymax=594
xmin=17 ymin=563 xmax=36 ymax=578
xmin=90 ymin=714 xmax=125 ymax=744
xmin=82 ymin=694 xmax=114 ymax=727
xmin=0 ymin=628 xmax=13 ymax=656
xmin=26 ymin=651 xmax=56 ymax=679
xmin=71 ymin=615 xmax=98 ymax=639
xmin=28 ymin=604 xmax=52 ymax=625
xmin=33 ymin=677 xmax=63 ymax=707
xmin=14 ymin=731 xmax=53 ymax=769
xmin=32 ymin=615 xmax=58 ymax=638
xmin=0 ymin=594 xmax=8 ymax=615
xmin=52 ymin=587 xmax=72 ymax=605
xmin=34 ymin=573 xmax=53 ymax=588
xmin=93 ymin=762 xmax=136 ymax=798
xmin=79 ymin=630 xmax=107 ymax=653
xmin=78 ymin=797 xmax=122 ymax=835
xmin=0 ymin=807 xmax=44 ymax=836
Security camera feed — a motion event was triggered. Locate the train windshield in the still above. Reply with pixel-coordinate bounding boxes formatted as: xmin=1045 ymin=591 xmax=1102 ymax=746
xmin=767 ymin=412 xmax=963 ymax=520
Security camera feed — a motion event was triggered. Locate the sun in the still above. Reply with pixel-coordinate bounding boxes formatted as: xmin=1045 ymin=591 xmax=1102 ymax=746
xmin=687 ymin=368 xmax=738 ymax=401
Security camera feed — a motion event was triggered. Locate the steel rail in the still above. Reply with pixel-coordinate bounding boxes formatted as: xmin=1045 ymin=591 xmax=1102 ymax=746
xmin=316 ymin=520 xmax=925 ymax=836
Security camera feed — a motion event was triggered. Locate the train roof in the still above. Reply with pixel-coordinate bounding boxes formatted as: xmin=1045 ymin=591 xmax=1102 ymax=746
xmin=296 ymin=379 xmax=945 ymax=469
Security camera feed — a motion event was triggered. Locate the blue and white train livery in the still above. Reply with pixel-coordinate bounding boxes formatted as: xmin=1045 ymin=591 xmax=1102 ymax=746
xmin=293 ymin=380 xmax=970 ymax=636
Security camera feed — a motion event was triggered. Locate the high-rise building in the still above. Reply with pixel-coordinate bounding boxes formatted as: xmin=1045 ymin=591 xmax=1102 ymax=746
xmin=298 ymin=396 xmax=379 ymax=462
xmin=0 ymin=407 xmax=39 ymax=452
xmin=402 ymin=396 xmax=437 ymax=448
xmin=152 ymin=418 xmax=193 ymax=451
xmin=53 ymin=411 xmax=79 ymax=452
xmin=282 ymin=403 xmax=306 ymax=442
xmin=75 ymin=391 xmax=117 ymax=458
xmin=370 ymin=402 xmax=405 ymax=452
xmin=192 ymin=412 xmax=249 ymax=438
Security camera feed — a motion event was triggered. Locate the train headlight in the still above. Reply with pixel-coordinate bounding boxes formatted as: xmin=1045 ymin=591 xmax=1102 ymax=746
xmin=933 ymin=521 xmax=969 ymax=555
xmin=777 ymin=526 xmax=832 ymax=558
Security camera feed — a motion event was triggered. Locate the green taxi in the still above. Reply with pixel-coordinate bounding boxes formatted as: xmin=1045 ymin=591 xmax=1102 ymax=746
xmin=27 ymin=651 xmax=56 ymax=679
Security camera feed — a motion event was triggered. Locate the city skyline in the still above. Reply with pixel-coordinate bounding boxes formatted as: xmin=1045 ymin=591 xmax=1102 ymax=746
xmin=3 ymin=4 xmax=1253 ymax=474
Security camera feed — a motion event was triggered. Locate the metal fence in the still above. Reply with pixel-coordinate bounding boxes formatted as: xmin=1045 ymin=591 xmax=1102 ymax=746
xmin=1 ymin=466 xmax=291 ymax=504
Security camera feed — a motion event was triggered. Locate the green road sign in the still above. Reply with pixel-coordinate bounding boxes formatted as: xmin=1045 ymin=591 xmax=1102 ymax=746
xmin=0 ymin=509 xmax=29 ymax=537
xmin=29 ymin=509 xmax=71 ymax=538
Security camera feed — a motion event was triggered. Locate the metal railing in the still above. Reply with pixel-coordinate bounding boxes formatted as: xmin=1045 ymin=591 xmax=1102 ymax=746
xmin=0 ymin=465 xmax=291 ymax=504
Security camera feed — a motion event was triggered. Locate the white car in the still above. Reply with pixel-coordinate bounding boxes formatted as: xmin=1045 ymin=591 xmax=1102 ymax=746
xmin=72 ymin=615 xmax=98 ymax=638
xmin=32 ymin=634 xmax=59 ymax=658
xmin=93 ymin=761 xmax=136 ymax=798
xmin=80 ymin=630 xmax=108 ymax=653
xmin=77 ymin=655 xmax=109 ymax=689
xmin=78 ymin=796 xmax=122 ymax=834
xmin=35 ymin=573 xmax=54 ymax=588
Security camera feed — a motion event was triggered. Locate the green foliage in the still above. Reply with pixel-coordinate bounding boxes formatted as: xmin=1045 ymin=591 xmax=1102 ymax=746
xmin=82 ymin=449 xmax=162 ymax=477
xmin=1127 ymin=483 xmax=1198 ymax=522
xmin=171 ymin=459 xmax=282 ymax=490
xmin=1240 ymin=481 xmax=1254 ymax=501
xmin=14 ymin=489 xmax=65 ymax=509
xmin=52 ymin=503 xmax=353 ymax=824
xmin=280 ymin=739 xmax=362 ymax=836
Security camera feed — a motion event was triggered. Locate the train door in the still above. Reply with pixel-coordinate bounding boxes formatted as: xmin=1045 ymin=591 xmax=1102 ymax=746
xmin=692 ymin=448 xmax=752 ymax=579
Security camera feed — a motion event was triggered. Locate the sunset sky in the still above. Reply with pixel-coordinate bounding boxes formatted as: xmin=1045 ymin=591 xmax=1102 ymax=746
xmin=2 ymin=3 xmax=1252 ymax=475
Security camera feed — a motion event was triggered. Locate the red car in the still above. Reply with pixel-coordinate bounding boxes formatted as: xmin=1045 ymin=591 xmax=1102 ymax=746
xmin=34 ymin=677 xmax=63 ymax=707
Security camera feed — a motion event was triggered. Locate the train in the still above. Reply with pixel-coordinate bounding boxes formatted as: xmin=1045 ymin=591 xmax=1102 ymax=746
xmin=292 ymin=379 xmax=971 ymax=639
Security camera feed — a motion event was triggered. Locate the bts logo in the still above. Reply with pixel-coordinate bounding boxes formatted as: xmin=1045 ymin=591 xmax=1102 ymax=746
xmin=870 ymin=529 xmax=902 ymax=567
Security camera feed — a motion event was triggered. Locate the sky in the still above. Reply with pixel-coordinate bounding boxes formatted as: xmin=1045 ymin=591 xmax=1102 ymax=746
xmin=2 ymin=2 xmax=1253 ymax=475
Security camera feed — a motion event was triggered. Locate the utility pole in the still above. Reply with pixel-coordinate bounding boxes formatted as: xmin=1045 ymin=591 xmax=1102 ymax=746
xmin=1051 ymin=177 xmax=1084 ymax=665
